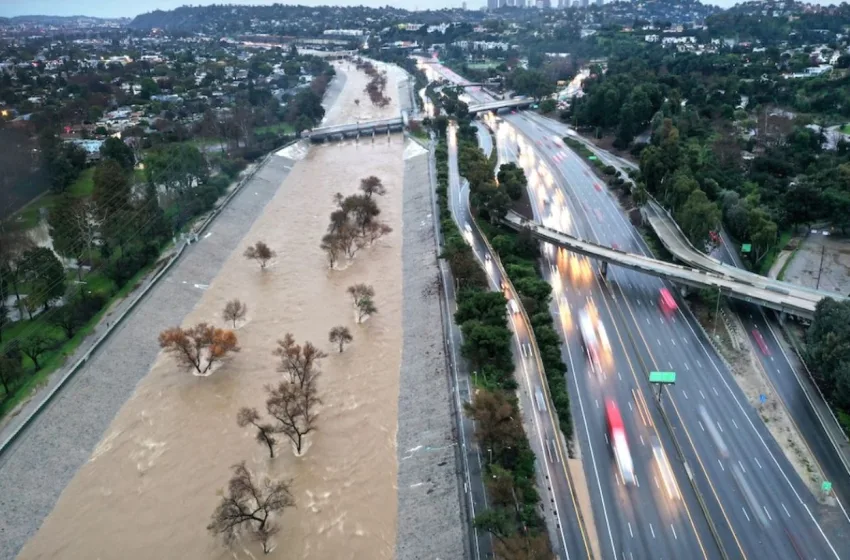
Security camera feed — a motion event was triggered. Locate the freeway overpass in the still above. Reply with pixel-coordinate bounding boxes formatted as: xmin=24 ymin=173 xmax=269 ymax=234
xmin=499 ymin=210 xmax=821 ymax=319
xmin=643 ymin=201 xmax=845 ymax=307
xmin=307 ymin=116 xmax=405 ymax=142
xmin=468 ymin=98 xmax=535 ymax=114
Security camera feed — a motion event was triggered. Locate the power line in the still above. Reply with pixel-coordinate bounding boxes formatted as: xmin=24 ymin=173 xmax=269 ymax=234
xmin=1 ymin=152 xmax=213 ymax=350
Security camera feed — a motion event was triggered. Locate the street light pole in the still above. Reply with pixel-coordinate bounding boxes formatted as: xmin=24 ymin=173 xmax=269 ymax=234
xmin=713 ymin=287 xmax=721 ymax=337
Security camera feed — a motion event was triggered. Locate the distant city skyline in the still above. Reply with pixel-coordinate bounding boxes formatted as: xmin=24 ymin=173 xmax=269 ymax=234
xmin=0 ymin=0 xmax=840 ymax=19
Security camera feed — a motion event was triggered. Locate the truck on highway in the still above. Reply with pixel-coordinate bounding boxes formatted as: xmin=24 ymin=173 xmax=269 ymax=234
xmin=606 ymin=399 xmax=635 ymax=485
xmin=508 ymin=298 xmax=520 ymax=315
xmin=578 ymin=308 xmax=600 ymax=370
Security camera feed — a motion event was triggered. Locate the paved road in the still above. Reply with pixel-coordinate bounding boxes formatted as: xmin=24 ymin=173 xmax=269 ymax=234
xmin=448 ymin=123 xmax=591 ymax=560
xmin=711 ymin=230 xmax=850 ymax=542
xmin=501 ymin=112 xmax=846 ymax=560
xmin=496 ymin=123 xmax=716 ymax=560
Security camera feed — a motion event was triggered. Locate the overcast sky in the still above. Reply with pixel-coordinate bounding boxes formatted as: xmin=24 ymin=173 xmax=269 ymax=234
xmin=0 ymin=0 xmax=840 ymax=19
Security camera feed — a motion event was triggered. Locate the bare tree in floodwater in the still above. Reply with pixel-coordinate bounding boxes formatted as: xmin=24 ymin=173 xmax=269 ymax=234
xmin=207 ymin=462 xmax=294 ymax=554
xmin=328 ymin=326 xmax=353 ymax=352
xmin=272 ymin=333 xmax=326 ymax=389
xmin=222 ymin=298 xmax=247 ymax=328
xmin=266 ymin=379 xmax=320 ymax=455
xmin=158 ymin=323 xmax=240 ymax=375
xmin=237 ymin=407 xmax=277 ymax=458
xmin=346 ymin=283 xmax=374 ymax=306
xmin=359 ymin=175 xmax=386 ymax=199
xmin=244 ymin=241 xmax=276 ymax=269
xmin=356 ymin=296 xmax=377 ymax=323
xmin=320 ymin=232 xmax=343 ymax=268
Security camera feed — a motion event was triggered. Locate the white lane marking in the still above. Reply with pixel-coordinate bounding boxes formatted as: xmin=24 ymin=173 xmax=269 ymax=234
xmin=698 ymin=420 xmax=705 ymax=432
xmin=618 ymin=372 xmax=622 ymax=381
xmin=742 ymin=507 xmax=751 ymax=522
xmin=558 ymin=315 xmax=618 ymax=556
xmin=596 ymin=399 xmax=599 ymax=409
xmin=697 ymin=360 xmax=703 ymax=368
xmin=683 ymin=390 xmax=689 ymax=400
xmin=783 ymin=503 xmax=791 ymax=518
xmin=732 ymin=419 xmax=739 ymax=429
xmin=717 ymin=422 xmax=724 ymax=433
xmin=712 ymin=386 xmax=719 ymax=396
xmin=628 ymin=522 xmax=634 ymax=538
xmin=754 ymin=457 xmax=763 ymax=469
xmin=718 ymin=459 xmax=725 ymax=471
xmin=738 ymin=460 xmax=746 ymax=473
xmin=649 ymin=523 xmax=655 ymax=539
xmin=628 ymin=401 xmax=633 ymax=412
xmin=675 ymin=300 xmax=843 ymax=558
xmin=654 ymin=475 xmax=660 ymax=489
xmin=764 ymin=506 xmax=773 ymax=522
xmin=646 ymin=318 xmax=650 ymax=325
xmin=685 ymin=363 xmax=690 ymax=371
xmin=699 ymin=389 xmax=706 ymax=400
xmin=671 ymin=525 xmax=677 ymax=540
xmin=640 ymin=434 xmax=645 ymax=446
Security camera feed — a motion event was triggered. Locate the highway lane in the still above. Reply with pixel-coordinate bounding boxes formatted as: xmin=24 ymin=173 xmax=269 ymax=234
xmin=496 ymin=122 xmax=716 ymax=560
xmin=447 ymin=123 xmax=592 ymax=560
xmin=541 ymin=106 xmax=850 ymax=538
xmin=711 ymin=231 xmax=850 ymax=535
xmin=503 ymin=113 xmax=845 ymax=560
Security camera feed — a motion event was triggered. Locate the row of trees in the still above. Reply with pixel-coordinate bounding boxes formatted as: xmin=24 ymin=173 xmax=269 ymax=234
xmin=568 ymin=41 xmax=850 ymax=266
xmin=806 ymin=298 xmax=850 ymax=423
xmin=320 ymin=176 xmax=392 ymax=268
xmin=355 ymin=59 xmax=391 ymax=108
xmin=433 ymin=134 xmax=553 ymax=559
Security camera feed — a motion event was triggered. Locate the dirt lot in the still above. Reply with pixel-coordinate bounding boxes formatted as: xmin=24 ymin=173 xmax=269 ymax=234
xmin=781 ymin=233 xmax=850 ymax=297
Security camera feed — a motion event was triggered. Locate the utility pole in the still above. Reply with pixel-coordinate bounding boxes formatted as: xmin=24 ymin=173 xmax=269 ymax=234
xmin=816 ymin=244 xmax=826 ymax=290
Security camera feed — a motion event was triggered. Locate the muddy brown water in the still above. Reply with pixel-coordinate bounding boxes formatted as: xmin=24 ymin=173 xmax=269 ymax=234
xmin=18 ymin=67 xmax=407 ymax=560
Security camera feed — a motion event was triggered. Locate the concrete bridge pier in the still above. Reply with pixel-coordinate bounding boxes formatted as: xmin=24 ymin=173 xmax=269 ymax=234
xmin=600 ymin=261 xmax=608 ymax=279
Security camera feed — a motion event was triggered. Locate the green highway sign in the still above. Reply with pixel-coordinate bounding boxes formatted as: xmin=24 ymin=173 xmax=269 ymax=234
xmin=588 ymin=155 xmax=598 ymax=161
xmin=649 ymin=371 xmax=676 ymax=384
xmin=741 ymin=243 xmax=752 ymax=253
xmin=822 ymin=481 xmax=832 ymax=493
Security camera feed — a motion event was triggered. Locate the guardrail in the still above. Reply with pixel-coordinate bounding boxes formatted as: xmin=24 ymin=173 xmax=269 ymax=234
xmin=0 ymin=144 xmax=290 ymax=458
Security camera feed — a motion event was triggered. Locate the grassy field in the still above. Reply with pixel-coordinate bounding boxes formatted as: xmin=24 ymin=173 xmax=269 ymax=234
xmin=255 ymin=122 xmax=295 ymax=135
xmin=17 ymin=168 xmax=96 ymax=229
xmin=841 ymin=123 xmax=850 ymax=135
xmin=0 ymin=260 xmax=156 ymax=419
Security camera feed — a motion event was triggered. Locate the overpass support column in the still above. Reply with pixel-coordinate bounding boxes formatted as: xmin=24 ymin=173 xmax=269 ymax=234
xmin=779 ymin=311 xmax=787 ymax=325
xmin=600 ymin=261 xmax=608 ymax=279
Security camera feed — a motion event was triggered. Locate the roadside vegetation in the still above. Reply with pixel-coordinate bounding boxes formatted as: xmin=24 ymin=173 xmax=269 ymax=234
xmin=433 ymin=133 xmax=553 ymax=558
xmin=805 ymin=298 xmax=850 ymax=435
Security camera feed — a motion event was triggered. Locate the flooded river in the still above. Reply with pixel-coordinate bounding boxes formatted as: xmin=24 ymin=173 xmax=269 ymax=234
xmin=18 ymin=67 xmax=406 ymax=560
